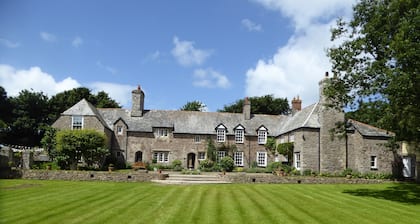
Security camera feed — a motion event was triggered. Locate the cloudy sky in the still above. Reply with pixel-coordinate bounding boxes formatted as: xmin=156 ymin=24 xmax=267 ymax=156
xmin=0 ymin=0 xmax=356 ymax=111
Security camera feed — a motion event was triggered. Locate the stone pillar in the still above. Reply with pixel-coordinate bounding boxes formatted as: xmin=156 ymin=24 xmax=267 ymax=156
xmin=243 ymin=97 xmax=251 ymax=120
xmin=22 ymin=151 xmax=33 ymax=169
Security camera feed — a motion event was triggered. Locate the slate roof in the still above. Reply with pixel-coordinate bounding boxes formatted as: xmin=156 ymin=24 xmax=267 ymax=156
xmin=348 ymin=119 xmax=394 ymax=138
xmin=62 ymin=99 xmax=392 ymax=138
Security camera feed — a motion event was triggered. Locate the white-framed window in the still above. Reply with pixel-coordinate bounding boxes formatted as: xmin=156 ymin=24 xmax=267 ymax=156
xmin=117 ymin=125 xmax=123 ymax=135
xmin=153 ymin=151 xmax=169 ymax=163
xmin=198 ymin=152 xmax=206 ymax=160
xmin=217 ymin=151 xmax=226 ymax=162
xmin=256 ymin=152 xmax=267 ymax=167
xmin=156 ymin=128 xmax=169 ymax=137
xmin=234 ymin=151 xmax=244 ymax=166
xmin=289 ymin=134 xmax=295 ymax=142
xmin=72 ymin=115 xmax=83 ymax=130
xmin=294 ymin=152 xmax=301 ymax=170
xmin=216 ymin=127 xmax=226 ymax=142
xmin=257 ymin=127 xmax=267 ymax=144
xmin=280 ymin=136 xmax=285 ymax=144
xmin=370 ymin=156 xmax=377 ymax=170
xmin=235 ymin=129 xmax=244 ymax=143
xmin=194 ymin=135 xmax=201 ymax=143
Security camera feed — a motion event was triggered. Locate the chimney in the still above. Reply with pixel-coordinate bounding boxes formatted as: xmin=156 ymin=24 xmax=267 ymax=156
xmin=243 ymin=97 xmax=251 ymax=120
xmin=131 ymin=85 xmax=145 ymax=117
xmin=318 ymin=71 xmax=330 ymax=104
xmin=291 ymin=96 xmax=302 ymax=112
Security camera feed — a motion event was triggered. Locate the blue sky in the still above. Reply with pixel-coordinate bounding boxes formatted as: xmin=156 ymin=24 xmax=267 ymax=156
xmin=0 ymin=0 xmax=356 ymax=111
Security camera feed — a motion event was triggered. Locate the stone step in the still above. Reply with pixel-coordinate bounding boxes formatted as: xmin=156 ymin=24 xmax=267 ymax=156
xmin=152 ymin=173 xmax=231 ymax=185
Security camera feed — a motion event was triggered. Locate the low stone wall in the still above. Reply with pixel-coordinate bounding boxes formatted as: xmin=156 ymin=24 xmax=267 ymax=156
xmin=225 ymin=173 xmax=395 ymax=184
xmin=21 ymin=170 xmax=158 ymax=182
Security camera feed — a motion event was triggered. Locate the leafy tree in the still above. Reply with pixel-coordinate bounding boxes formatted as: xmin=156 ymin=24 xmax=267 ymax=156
xmin=345 ymin=100 xmax=389 ymax=129
xmin=55 ymin=129 xmax=109 ymax=170
xmin=180 ymin=100 xmax=206 ymax=111
xmin=0 ymin=86 xmax=12 ymax=142
xmin=219 ymin=95 xmax=290 ymax=115
xmin=327 ymin=0 xmax=419 ymax=146
xmin=8 ymin=90 xmax=50 ymax=146
xmin=206 ymin=138 xmax=217 ymax=162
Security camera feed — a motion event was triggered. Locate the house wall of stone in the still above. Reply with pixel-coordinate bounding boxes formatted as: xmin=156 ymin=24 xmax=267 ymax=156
xmin=111 ymin=120 xmax=128 ymax=153
xmin=125 ymin=131 xmax=271 ymax=168
xmin=298 ymin=128 xmax=320 ymax=172
xmin=347 ymin=131 xmax=394 ymax=174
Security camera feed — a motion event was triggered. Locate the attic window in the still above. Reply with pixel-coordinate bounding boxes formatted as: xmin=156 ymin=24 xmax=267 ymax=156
xmin=257 ymin=126 xmax=267 ymax=144
xmin=216 ymin=124 xmax=226 ymax=143
xmin=156 ymin=128 xmax=169 ymax=137
xmin=72 ymin=116 xmax=83 ymax=130
xmin=234 ymin=125 xmax=245 ymax=143
xmin=117 ymin=126 xmax=123 ymax=135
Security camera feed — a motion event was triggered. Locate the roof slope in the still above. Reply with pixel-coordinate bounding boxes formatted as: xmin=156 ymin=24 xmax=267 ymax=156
xmin=62 ymin=99 xmax=110 ymax=130
xmin=278 ymin=103 xmax=321 ymax=134
xmin=348 ymin=119 xmax=394 ymax=138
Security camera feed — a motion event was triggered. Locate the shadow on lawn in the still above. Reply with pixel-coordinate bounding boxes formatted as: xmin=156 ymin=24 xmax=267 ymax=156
xmin=343 ymin=184 xmax=420 ymax=205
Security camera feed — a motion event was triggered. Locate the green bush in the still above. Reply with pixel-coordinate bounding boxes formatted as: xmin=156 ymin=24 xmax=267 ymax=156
xmin=219 ymin=157 xmax=234 ymax=172
xmin=303 ymin=169 xmax=312 ymax=176
xmin=199 ymin=159 xmax=214 ymax=169
xmin=267 ymin=162 xmax=282 ymax=173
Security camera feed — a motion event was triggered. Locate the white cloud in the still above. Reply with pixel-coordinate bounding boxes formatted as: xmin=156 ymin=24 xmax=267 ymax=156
xmin=0 ymin=38 xmax=20 ymax=48
xmin=241 ymin=19 xmax=262 ymax=32
xmin=0 ymin=64 xmax=80 ymax=97
xmin=72 ymin=36 xmax=83 ymax=47
xmin=253 ymin=0 xmax=355 ymax=30
xmin=89 ymin=82 xmax=135 ymax=108
xmin=40 ymin=32 xmax=57 ymax=42
xmin=193 ymin=68 xmax=231 ymax=89
xmin=96 ymin=61 xmax=117 ymax=74
xmin=246 ymin=0 xmax=356 ymax=106
xmin=171 ymin=36 xmax=212 ymax=67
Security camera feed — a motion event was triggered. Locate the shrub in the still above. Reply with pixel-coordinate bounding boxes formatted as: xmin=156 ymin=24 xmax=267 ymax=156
xmin=220 ymin=157 xmax=235 ymax=172
xmin=303 ymin=169 xmax=313 ymax=176
xmin=172 ymin=159 xmax=183 ymax=171
xmin=199 ymin=159 xmax=214 ymax=169
xmin=267 ymin=162 xmax=282 ymax=173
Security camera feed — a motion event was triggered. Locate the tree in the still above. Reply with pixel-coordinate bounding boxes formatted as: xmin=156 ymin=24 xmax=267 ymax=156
xmin=326 ymin=0 xmax=419 ymax=146
xmin=180 ymin=100 xmax=206 ymax=111
xmin=8 ymin=90 xmax=50 ymax=146
xmin=55 ymin=129 xmax=109 ymax=170
xmin=219 ymin=95 xmax=290 ymax=115
xmin=0 ymin=86 xmax=12 ymax=142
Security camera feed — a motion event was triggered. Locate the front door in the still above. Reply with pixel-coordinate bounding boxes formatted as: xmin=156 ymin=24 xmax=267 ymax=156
xmin=187 ymin=153 xmax=196 ymax=169
xmin=403 ymin=157 xmax=414 ymax=178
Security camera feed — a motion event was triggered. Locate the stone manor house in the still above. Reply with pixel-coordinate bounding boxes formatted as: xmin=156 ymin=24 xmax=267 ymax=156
xmin=53 ymin=73 xmax=397 ymax=174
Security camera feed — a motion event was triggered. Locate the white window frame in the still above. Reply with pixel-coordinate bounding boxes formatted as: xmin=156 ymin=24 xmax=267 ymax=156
xmin=256 ymin=152 xmax=267 ymax=167
xmin=294 ymin=152 xmax=301 ymax=170
xmin=257 ymin=127 xmax=267 ymax=144
xmin=198 ymin=152 xmax=206 ymax=160
xmin=156 ymin=128 xmax=169 ymax=137
xmin=72 ymin=115 xmax=83 ymax=130
xmin=216 ymin=127 xmax=226 ymax=143
xmin=194 ymin=135 xmax=201 ymax=143
xmin=217 ymin=151 xmax=226 ymax=162
xmin=153 ymin=151 xmax=169 ymax=163
xmin=289 ymin=134 xmax=295 ymax=142
xmin=370 ymin=156 xmax=377 ymax=170
xmin=235 ymin=129 xmax=244 ymax=143
xmin=234 ymin=151 xmax=244 ymax=166
xmin=117 ymin=125 xmax=123 ymax=135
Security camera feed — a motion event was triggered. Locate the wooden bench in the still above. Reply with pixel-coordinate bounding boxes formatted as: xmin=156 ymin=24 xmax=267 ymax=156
xmin=132 ymin=162 xmax=146 ymax=170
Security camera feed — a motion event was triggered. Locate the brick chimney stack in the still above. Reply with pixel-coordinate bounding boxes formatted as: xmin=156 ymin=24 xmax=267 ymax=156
xmin=131 ymin=85 xmax=145 ymax=117
xmin=291 ymin=96 xmax=302 ymax=112
xmin=243 ymin=97 xmax=251 ymax=120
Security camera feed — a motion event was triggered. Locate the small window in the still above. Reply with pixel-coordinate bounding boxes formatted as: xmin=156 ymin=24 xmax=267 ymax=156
xmin=72 ymin=116 xmax=83 ymax=130
xmin=257 ymin=128 xmax=267 ymax=144
xmin=289 ymin=134 xmax=295 ymax=142
xmin=370 ymin=156 xmax=377 ymax=170
xmin=153 ymin=151 xmax=169 ymax=163
xmin=235 ymin=129 xmax=244 ymax=143
xmin=216 ymin=128 xmax=226 ymax=142
xmin=234 ymin=151 xmax=244 ymax=166
xmin=294 ymin=152 xmax=301 ymax=170
xmin=217 ymin=151 xmax=226 ymax=162
xmin=256 ymin=152 xmax=267 ymax=167
xmin=156 ymin=128 xmax=169 ymax=137
xmin=194 ymin=135 xmax=201 ymax=143
xmin=198 ymin=152 xmax=206 ymax=160
xmin=117 ymin=126 xmax=123 ymax=135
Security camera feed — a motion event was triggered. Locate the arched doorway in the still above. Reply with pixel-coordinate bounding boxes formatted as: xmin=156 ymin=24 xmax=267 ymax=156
xmin=187 ymin=153 xmax=196 ymax=169
xmin=135 ymin=151 xmax=143 ymax=162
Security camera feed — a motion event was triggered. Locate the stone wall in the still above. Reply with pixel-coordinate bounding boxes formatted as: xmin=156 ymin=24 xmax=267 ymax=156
xmin=21 ymin=170 xmax=157 ymax=182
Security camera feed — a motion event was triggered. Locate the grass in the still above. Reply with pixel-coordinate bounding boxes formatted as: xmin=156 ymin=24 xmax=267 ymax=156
xmin=0 ymin=180 xmax=419 ymax=224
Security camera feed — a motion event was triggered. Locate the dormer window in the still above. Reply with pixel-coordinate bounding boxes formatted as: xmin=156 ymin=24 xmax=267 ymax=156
xmin=155 ymin=128 xmax=170 ymax=137
xmin=72 ymin=116 xmax=83 ymax=130
xmin=257 ymin=126 xmax=268 ymax=144
xmin=216 ymin=124 xmax=226 ymax=142
xmin=234 ymin=125 xmax=245 ymax=144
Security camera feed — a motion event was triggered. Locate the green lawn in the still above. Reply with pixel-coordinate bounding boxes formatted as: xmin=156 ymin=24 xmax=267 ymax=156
xmin=0 ymin=180 xmax=419 ymax=224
